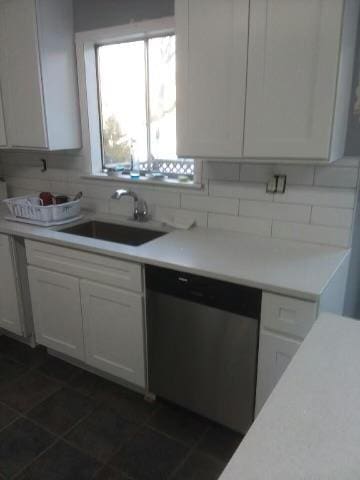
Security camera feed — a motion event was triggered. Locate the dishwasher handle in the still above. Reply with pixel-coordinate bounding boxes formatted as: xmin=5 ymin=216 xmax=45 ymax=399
xmin=145 ymin=265 xmax=262 ymax=320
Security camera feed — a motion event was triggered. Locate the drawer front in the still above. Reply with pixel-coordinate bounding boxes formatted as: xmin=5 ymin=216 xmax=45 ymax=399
xmin=25 ymin=240 xmax=143 ymax=293
xmin=261 ymin=293 xmax=317 ymax=339
xmin=255 ymin=330 xmax=301 ymax=415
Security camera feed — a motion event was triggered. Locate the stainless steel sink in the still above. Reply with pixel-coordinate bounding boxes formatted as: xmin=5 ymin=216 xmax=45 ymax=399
xmin=59 ymin=221 xmax=166 ymax=246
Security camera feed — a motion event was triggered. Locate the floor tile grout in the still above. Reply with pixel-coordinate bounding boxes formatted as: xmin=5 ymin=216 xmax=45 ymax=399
xmin=167 ymin=423 xmax=213 ymax=480
xmin=11 ymin=435 xmax=60 ymax=480
xmin=0 ymin=342 xmax=235 ymax=480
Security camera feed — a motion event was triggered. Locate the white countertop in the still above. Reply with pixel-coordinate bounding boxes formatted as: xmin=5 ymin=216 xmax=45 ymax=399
xmin=220 ymin=312 xmax=360 ymax=480
xmin=0 ymin=210 xmax=349 ymax=300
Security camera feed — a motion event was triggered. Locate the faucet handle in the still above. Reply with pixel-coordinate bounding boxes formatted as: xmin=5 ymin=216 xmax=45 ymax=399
xmin=134 ymin=198 xmax=149 ymax=222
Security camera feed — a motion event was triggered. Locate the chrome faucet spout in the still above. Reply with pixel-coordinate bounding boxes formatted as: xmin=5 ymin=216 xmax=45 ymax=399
xmin=111 ymin=189 xmax=138 ymax=201
xmin=111 ymin=189 xmax=149 ymax=222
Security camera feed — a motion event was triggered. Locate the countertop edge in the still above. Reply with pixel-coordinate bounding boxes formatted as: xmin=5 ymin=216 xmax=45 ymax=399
xmin=0 ymin=216 xmax=349 ymax=302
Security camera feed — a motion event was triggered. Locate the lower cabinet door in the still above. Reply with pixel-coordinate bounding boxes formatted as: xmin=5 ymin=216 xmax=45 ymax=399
xmin=255 ymin=330 xmax=300 ymax=415
xmin=0 ymin=235 xmax=22 ymax=335
xmin=27 ymin=267 xmax=84 ymax=360
xmin=80 ymin=280 xmax=145 ymax=388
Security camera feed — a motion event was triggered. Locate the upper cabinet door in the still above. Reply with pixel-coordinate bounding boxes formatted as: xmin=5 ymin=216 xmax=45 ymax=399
xmin=244 ymin=0 xmax=353 ymax=160
xmin=0 ymin=92 xmax=7 ymax=147
xmin=176 ymin=0 xmax=249 ymax=158
xmin=0 ymin=0 xmax=81 ymax=150
xmin=0 ymin=0 xmax=48 ymax=148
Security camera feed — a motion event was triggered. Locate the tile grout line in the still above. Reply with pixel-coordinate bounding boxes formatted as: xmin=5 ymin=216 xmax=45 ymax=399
xmin=167 ymin=424 xmax=213 ymax=480
xmin=11 ymin=435 xmax=60 ymax=480
xmin=105 ymin=401 xmax=163 ymax=475
xmin=10 ymin=406 xmax=104 ymax=480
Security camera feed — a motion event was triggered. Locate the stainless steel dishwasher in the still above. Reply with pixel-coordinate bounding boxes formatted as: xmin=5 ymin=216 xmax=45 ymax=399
xmin=146 ymin=266 xmax=261 ymax=434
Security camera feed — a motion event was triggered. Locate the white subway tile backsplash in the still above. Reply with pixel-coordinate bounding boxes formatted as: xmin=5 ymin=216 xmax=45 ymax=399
xmin=108 ymin=197 xmax=134 ymax=217
xmin=50 ymin=181 xmax=83 ymax=196
xmin=314 ymin=167 xmax=358 ymax=188
xmin=275 ymin=185 xmax=356 ymax=208
xmin=154 ymin=207 xmax=208 ymax=228
xmin=272 ymin=221 xmax=351 ymax=247
xmin=81 ymin=196 xmax=109 ymax=214
xmin=332 ymin=157 xmax=360 ymax=167
xmin=1 ymin=151 xmax=359 ymax=249
xmin=240 ymin=164 xmax=314 ymax=185
xmin=208 ymin=213 xmax=272 ymax=236
xmin=239 ymin=200 xmax=311 ymax=223
xmin=5 ymin=177 xmax=50 ymax=193
xmin=210 ymin=181 xmax=272 ymax=201
xmin=81 ymin=181 xmax=115 ymax=200
xmin=181 ymin=194 xmax=239 ymax=214
xmin=137 ymin=189 xmax=180 ymax=208
xmin=203 ymin=161 xmax=240 ymax=181
xmin=311 ymin=206 xmax=354 ymax=228
xmin=239 ymin=165 xmax=272 ymax=183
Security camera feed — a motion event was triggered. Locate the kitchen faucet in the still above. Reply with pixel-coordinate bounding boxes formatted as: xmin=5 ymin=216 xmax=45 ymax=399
xmin=111 ymin=189 xmax=149 ymax=222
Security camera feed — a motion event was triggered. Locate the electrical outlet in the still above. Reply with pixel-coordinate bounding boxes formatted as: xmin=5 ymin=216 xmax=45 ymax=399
xmin=266 ymin=176 xmax=277 ymax=193
xmin=266 ymin=175 xmax=287 ymax=194
xmin=276 ymin=175 xmax=287 ymax=194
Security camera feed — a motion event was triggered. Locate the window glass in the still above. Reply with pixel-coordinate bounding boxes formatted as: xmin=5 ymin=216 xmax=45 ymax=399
xmin=97 ymin=41 xmax=147 ymax=168
xmin=96 ymin=34 xmax=194 ymax=180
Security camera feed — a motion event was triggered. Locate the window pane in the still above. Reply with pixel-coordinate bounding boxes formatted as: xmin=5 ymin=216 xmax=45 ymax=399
xmin=97 ymin=41 xmax=147 ymax=168
xmin=148 ymin=36 xmax=176 ymax=160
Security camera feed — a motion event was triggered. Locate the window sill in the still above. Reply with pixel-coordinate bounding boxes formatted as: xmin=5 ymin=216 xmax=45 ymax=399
xmin=81 ymin=173 xmax=204 ymax=190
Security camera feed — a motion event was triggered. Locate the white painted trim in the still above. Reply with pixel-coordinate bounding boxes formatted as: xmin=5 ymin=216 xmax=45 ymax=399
xmin=75 ymin=16 xmax=199 ymax=184
xmin=81 ymin=174 xmax=203 ymax=190
xmin=75 ymin=17 xmax=175 ymax=45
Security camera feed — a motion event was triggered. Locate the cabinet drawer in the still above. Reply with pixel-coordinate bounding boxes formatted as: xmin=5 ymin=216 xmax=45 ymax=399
xmin=255 ymin=330 xmax=300 ymax=415
xmin=25 ymin=240 xmax=142 ymax=293
xmin=261 ymin=293 xmax=317 ymax=340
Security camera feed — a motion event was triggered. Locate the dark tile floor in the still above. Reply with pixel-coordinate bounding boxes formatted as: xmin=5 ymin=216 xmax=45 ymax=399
xmin=0 ymin=335 xmax=243 ymax=480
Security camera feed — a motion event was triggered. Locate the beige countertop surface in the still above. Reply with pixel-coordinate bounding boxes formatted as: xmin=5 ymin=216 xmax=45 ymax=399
xmin=0 ymin=209 xmax=349 ymax=300
xmin=220 ymin=312 xmax=360 ymax=480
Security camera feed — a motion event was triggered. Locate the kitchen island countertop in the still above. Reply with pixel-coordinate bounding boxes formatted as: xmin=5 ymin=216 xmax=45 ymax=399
xmin=220 ymin=312 xmax=360 ymax=480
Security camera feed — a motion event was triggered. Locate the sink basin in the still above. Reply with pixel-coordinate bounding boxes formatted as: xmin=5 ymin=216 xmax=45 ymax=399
xmin=59 ymin=221 xmax=166 ymax=246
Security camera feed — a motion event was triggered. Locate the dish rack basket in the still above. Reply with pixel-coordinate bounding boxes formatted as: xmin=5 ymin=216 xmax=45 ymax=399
xmin=4 ymin=196 xmax=81 ymax=224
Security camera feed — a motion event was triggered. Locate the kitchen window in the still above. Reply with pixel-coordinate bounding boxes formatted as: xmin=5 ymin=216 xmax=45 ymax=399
xmin=76 ymin=18 xmax=198 ymax=185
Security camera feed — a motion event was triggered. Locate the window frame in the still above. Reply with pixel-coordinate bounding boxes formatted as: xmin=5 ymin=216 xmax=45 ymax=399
xmin=75 ymin=18 xmax=201 ymax=185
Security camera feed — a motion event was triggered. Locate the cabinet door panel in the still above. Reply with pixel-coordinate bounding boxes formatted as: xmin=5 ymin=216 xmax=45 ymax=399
xmin=0 ymin=92 xmax=7 ymax=147
xmin=244 ymin=0 xmax=344 ymax=159
xmin=176 ymin=0 xmax=249 ymax=158
xmin=0 ymin=0 xmax=47 ymax=148
xmin=81 ymin=280 xmax=145 ymax=388
xmin=0 ymin=235 xmax=22 ymax=335
xmin=28 ymin=267 xmax=84 ymax=360
xmin=255 ymin=330 xmax=300 ymax=415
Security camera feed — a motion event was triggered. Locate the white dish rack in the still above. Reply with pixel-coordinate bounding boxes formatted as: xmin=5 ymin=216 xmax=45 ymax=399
xmin=3 ymin=196 xmax=82 ymax=227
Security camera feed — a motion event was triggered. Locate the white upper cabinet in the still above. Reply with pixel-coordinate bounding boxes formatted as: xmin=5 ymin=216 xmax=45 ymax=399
xmin=0 ymin=92 xmax=7 ymax=147
xmin=176 ymin=0 xmax=249 ymax=158
xmin=176 ymin=0 xmax=359 ymax=162
xmin=244 ymin=0 xmax=359 ymax=161
xmin=0 ymin=0 xmax=81 ymax=150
